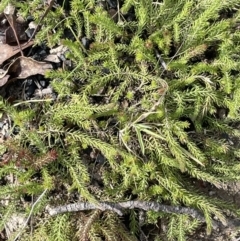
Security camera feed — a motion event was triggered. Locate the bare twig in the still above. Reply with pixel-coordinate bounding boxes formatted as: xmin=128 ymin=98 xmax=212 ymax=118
xmin=4 ymin=4 xmax=23 ymax=56
xmin=47 ymin=200 xmax=205 ymax=222
xmin=16 ymin=0 xmax=55 ymax=49
xmin=29 ymin=0 xmax=55 ymax=42
xmin=47 ymin=201 xmax=123 ymax=216
xmin=47 ymin=200 xmax=228 ymax=230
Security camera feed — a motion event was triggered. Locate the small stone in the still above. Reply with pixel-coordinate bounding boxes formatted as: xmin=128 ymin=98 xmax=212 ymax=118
xmin=51 ymin=92 xmax=58 ymax=100
xmin=50 ymin=45 xmax=68 ymax=55
xmin=26 ymin=79 xmax=33 ymax=85
xmin=1 ymin=19 xmax=7 ymax=25
xmin=81 ymin=37 xmax=91 ymax=50
xmin=39 ymin=80 xmax=46 ymax=87
xmin=96 ymin=153 xmax=106 ymax=164
xmin=58 ymin=54 xmax=66 ymax=62
xmin=25 ymin=28 xmax=35 ymax=38
xmin=44 ymin=54 xmax=61 ymax=63
xmin=106 ymin=0 xmax=117 ymax=8
xmin=28 ymin=21 xmax=37 ymax=30
xmin=13 ymin=126 xmax=20 ymax=135
xmin=39 ymin=50 xmax=47 ymax=57
xmin=26 ymin=85 xmax=36 ymax=97
xmin=26 ymin=16 xmax=34 ymax=22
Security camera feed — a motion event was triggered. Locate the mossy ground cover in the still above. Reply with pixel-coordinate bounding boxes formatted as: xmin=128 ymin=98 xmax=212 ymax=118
xmin=1 ymin=0 xmax=240 ymax=240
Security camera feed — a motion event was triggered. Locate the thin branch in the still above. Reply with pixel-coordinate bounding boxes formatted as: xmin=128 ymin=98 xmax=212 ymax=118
xmin=4 ymin=4 xmax=23 ymax=56
xmin=47 ymin=201 xmax=123 ymax=216
xmin=47 ymin=200 xmax=227 ymax=229
xmin=47 ymin=200 xmax=205 ymax=221
xmin=21 ymin=0 xmax=55 ymax=47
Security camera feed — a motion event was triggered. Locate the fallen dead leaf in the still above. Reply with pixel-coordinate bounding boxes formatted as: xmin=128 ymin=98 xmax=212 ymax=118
xmin=5 ymin=22 xmax=28 ymax=44
xmin=0 ymin=75 xmax=10 ymax=87
xmin=0 ymin=41 xmax=34 ymax=65
xmin=0 ymin=56 xmax=52 ymax=86
xmin=8 ymin=57 xmax=52 ymax=78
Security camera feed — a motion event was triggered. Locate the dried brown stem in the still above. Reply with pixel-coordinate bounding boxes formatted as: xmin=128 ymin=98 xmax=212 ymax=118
xmin=4 ymin=13 xmax=23 ymax=56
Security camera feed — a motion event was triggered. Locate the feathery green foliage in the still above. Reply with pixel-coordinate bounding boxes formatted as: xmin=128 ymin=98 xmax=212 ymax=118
xmin=1 ymin=0 xmax=240 ymax=240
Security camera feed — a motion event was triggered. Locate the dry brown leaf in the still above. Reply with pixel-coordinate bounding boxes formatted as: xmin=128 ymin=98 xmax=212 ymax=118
xmin=5 ymin=22 xmax=28 ymax=44
xmin=4 ymin=4 xmax=24 ymax=56
xmin=0 ymin=75 xmax=10 ymax=87
xmin=0 ymin=41 xmax=34 ymax=65
xmin=8 ymin=56 xmax=52 ymax=79
xmin=0 ymin=56 xmax=52 ymax=86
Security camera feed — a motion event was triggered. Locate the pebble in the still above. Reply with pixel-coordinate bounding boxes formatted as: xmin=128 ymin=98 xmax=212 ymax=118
xmin=13 ymin=126 xmax=20 ymax=135
xmin=107 ymin=0 xmax=117 ymax=8
xmin=39 ymin=80 xmax=47 ymax=88
xmin=96 ymin=153 xmax=106 ymax=164
xmin=26 ymin=78 xmax=33 ymax=85
xmin=39 ymin=50 xmax=47 ymax=58
xmin=28 ymin=21 xmax=37 ymax=30
xmin=81 ymin=37 xmax=91 ymax=50
xmin=26 ymin=16 xmax=34 ymax=22
xmin=44 ymin=54 xmax=61 ymax=63
xmin=25 ymin=84 xmax=36 ymax=97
